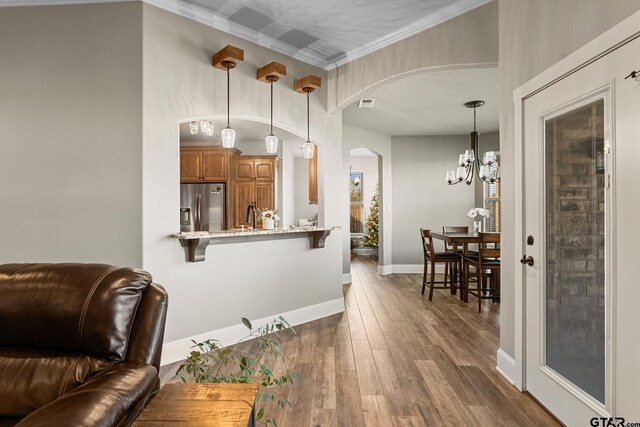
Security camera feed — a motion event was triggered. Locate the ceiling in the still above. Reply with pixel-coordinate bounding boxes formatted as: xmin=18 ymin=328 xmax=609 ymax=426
xmin=342 ymin=67 xmax=499 ymax=136
xmin=3 ymin=0 xmax=491 ymax=69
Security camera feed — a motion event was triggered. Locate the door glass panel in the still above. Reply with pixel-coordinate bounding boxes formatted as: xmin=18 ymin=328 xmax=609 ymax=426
xmin=544 ymin=99 xmax=605 ymax=403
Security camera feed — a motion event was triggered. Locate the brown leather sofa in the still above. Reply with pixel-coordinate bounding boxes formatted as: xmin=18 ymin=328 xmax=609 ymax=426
xmin=0 ymin=263 xmax=168 ymax=427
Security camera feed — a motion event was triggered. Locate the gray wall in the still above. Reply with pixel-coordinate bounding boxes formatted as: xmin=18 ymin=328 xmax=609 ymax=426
xmin=498 ymin=0 xmax=640 ymax=358
xmin=0 ymin=3 xmax=143 ymax=265
xmin=141 ymin=4 xmax=343 ymax=344
xmin=391 ymin=135 xmax=475 ymax=265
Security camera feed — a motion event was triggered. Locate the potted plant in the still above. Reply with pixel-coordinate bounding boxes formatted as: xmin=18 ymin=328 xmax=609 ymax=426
xmin=258 ymin=209 xmax=279 ymax=230
xmin=176 ymin=316 xmax=299 ymax=425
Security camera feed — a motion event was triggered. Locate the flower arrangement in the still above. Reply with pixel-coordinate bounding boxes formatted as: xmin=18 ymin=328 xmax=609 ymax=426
xmin=258 ymin=209 xmax=280 ymax=221
xmin=467 ymin=207 xmax=490 ymax=219
xmin=467 ymin=207 xmax=490 ymax=234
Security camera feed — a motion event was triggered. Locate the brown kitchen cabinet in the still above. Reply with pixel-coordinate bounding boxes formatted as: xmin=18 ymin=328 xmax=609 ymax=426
xmin=180 ymin=147 xmax=238 ymax=182
xmin=231 ymin=156 xmax=277 ymax=228
xmin=308 ymin=144 xmax=318 ymax=204
xmin=233 ymin=158 xmax=275 ymax=182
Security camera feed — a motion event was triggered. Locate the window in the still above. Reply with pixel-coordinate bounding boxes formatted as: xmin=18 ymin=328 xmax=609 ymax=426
xmin=484 ymin=162 xmax=500 ymax=232
xmin=350 ymin=171 xmax=364 ymax=233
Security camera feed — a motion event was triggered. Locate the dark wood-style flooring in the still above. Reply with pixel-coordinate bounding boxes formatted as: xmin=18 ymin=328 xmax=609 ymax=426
xmin=159 ymin=256 xmax=559 ymax=426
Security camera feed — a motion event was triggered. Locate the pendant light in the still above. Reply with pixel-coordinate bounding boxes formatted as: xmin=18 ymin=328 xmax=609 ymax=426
xmin=294 ymin=75 xmax=321 ymax=159
xmin=257 ymin=62 xmax=287 ymax=154
xmin=188 ymin=120 xmax=213 ymax=136
xmin=445 ymin=100 xmax=500 ymax=185
xmin=213 ymin=45 xmax=244 ymax=148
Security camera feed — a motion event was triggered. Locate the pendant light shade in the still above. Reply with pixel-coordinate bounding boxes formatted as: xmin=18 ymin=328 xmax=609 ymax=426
xmin=302 ymin=141 xmax=314 ymax=159
xmin=257 ymin=62 xmax=286 ymax=155
xmin=213 ymin=45 xmax=244 ymax=149
xmin=221 ymin=127 xmax=236 ymax=148
xmin=265 ymin=134 xmax=278 ymax=154
xmin=189 ymin=121 xmax=198 ymax=134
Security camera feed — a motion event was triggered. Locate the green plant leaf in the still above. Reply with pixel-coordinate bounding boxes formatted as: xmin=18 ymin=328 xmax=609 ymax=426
xmin=255 ymin=407 xmax=264 ymax=421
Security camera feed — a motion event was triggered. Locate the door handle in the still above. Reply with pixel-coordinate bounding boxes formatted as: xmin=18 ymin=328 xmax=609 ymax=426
xmin=520 ymin=255 xmax=534 ymax=266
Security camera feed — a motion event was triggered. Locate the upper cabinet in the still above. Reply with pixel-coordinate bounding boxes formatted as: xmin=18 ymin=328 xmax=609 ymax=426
xmin=308 ymin=145 xmax=318 ymax=205
xmin=180 ymin=147 xmax=239 ymax=182
xmin=233 ymin=157 xmax=275 ymax=182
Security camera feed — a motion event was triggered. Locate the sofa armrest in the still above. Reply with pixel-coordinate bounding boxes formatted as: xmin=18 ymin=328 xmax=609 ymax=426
xmin=16 ymin=363 xmax=158 ymax=427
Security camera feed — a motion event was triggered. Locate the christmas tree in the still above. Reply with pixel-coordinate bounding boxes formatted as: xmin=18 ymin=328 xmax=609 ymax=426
xmin=362 ymin=185 xmax=379 ymax=248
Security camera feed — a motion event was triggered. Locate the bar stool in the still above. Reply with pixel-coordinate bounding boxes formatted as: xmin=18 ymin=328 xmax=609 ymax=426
xmin=420 ymin=228 xmax=460 ymax=301
xmin=464 ymin=232 xmax=500 ymax=312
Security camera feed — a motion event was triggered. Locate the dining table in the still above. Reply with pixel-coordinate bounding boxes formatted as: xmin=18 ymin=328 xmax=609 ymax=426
xmin=430 ymin=231 xmax=482 ymax=302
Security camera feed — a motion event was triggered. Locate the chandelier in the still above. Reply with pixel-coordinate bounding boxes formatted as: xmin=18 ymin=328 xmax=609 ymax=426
xmin=446 ymin=100 xmax=500 ymax=185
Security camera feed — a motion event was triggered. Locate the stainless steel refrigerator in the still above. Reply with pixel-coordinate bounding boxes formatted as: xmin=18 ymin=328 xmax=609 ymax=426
xmin=180 ymin=183 xmax=226 ymax=232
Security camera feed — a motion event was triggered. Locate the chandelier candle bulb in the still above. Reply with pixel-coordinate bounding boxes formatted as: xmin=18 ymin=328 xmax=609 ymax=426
xmin=456 ymin=166 xmax=466 ymax=181
xmin=446 ymin=170 xmax=455 ymax=184
xmin=465 ymin=149 xmax=475 ymax=162
xmin=459 ymin=154 xmax=466 ymax=166
xmin=479 ymin=165 xmax=490 ymax=180
xmin=485 ymin=151 xmax=496 ymax=164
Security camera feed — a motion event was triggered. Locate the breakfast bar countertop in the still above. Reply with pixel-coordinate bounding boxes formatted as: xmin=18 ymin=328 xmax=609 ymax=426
xmin=173 ymin=226 xmax=335 ymax=240
xmin=171 ymin=226 xmax=339 ymax=262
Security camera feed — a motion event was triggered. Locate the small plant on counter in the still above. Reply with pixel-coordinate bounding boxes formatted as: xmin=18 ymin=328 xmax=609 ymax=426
xmin=176 ymin=316 xmax=299 ymax=426
xmin=258 ymin=209 xmax=280 ymax=221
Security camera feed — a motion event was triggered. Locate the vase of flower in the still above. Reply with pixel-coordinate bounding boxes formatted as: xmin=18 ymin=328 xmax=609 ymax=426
xmin=258 ymin=208 xmax=279 ymax=230
xmin=263 ymin=218 xmax=275 ymax=230
xmin=467 ymin=208 xmax=490 ymax=236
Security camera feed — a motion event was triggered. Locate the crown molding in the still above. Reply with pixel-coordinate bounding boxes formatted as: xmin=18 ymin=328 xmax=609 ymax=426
xmin=0 ymin=0 xmax=492 ymax=71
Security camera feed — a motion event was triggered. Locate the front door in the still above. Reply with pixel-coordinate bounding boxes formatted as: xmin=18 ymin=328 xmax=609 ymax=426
xmin=522 ymin=34 xmax=640 ymax=425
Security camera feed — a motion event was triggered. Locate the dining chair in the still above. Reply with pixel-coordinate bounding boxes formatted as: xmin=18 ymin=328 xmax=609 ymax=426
xmin=420 ymin=228 xmax=460 ymax=301
xmin=464 ymin=232 xmax=500 ymax=312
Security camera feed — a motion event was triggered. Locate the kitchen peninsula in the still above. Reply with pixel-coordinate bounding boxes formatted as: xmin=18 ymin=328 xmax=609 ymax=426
xmin=173 ymin=226 xmax=335 ymax=262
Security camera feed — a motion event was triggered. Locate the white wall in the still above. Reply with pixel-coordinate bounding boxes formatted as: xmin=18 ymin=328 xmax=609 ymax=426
xmin=390 ymin=135 xmax=475 ymax=265
xmin=0 ymin=3 xmax=143 ymax=266
xmin=141 ymin=4 xmax=344 ymax=347
xmin=350 ymin=155 xmax=379 ymax=228
xmin=342 ymin=125 xmax=392 ymax=276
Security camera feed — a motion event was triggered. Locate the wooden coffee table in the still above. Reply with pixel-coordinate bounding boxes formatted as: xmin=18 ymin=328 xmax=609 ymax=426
xmin=133 ymin=383 xmax=259 ymax=426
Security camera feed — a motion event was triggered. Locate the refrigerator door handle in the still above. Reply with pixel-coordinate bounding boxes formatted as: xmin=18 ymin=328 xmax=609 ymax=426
xmin=195 ymin=193 xmax=201 ymax=231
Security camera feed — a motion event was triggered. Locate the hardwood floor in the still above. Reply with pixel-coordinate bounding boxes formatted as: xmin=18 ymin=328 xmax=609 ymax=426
xmin=159 ymin=256 xmax=560 ymax=426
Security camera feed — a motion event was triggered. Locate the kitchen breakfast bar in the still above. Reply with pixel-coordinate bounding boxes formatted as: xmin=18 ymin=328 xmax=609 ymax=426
xmin=173 ymin=227 xmax=335 ymax=262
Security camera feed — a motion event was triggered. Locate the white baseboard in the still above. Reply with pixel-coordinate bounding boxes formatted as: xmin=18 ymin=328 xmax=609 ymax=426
xmin=377 ymin=264 xmax=392 ymax=275
xmin=377 ymin=264 xmax=445 ymax=275
xmin=496 ymin=348 xmax=517 ymax=387
xmin=161 ymin=297 xmax=345 ymax=366
xmin=342 ymin=273 xmax=352 ymax=284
